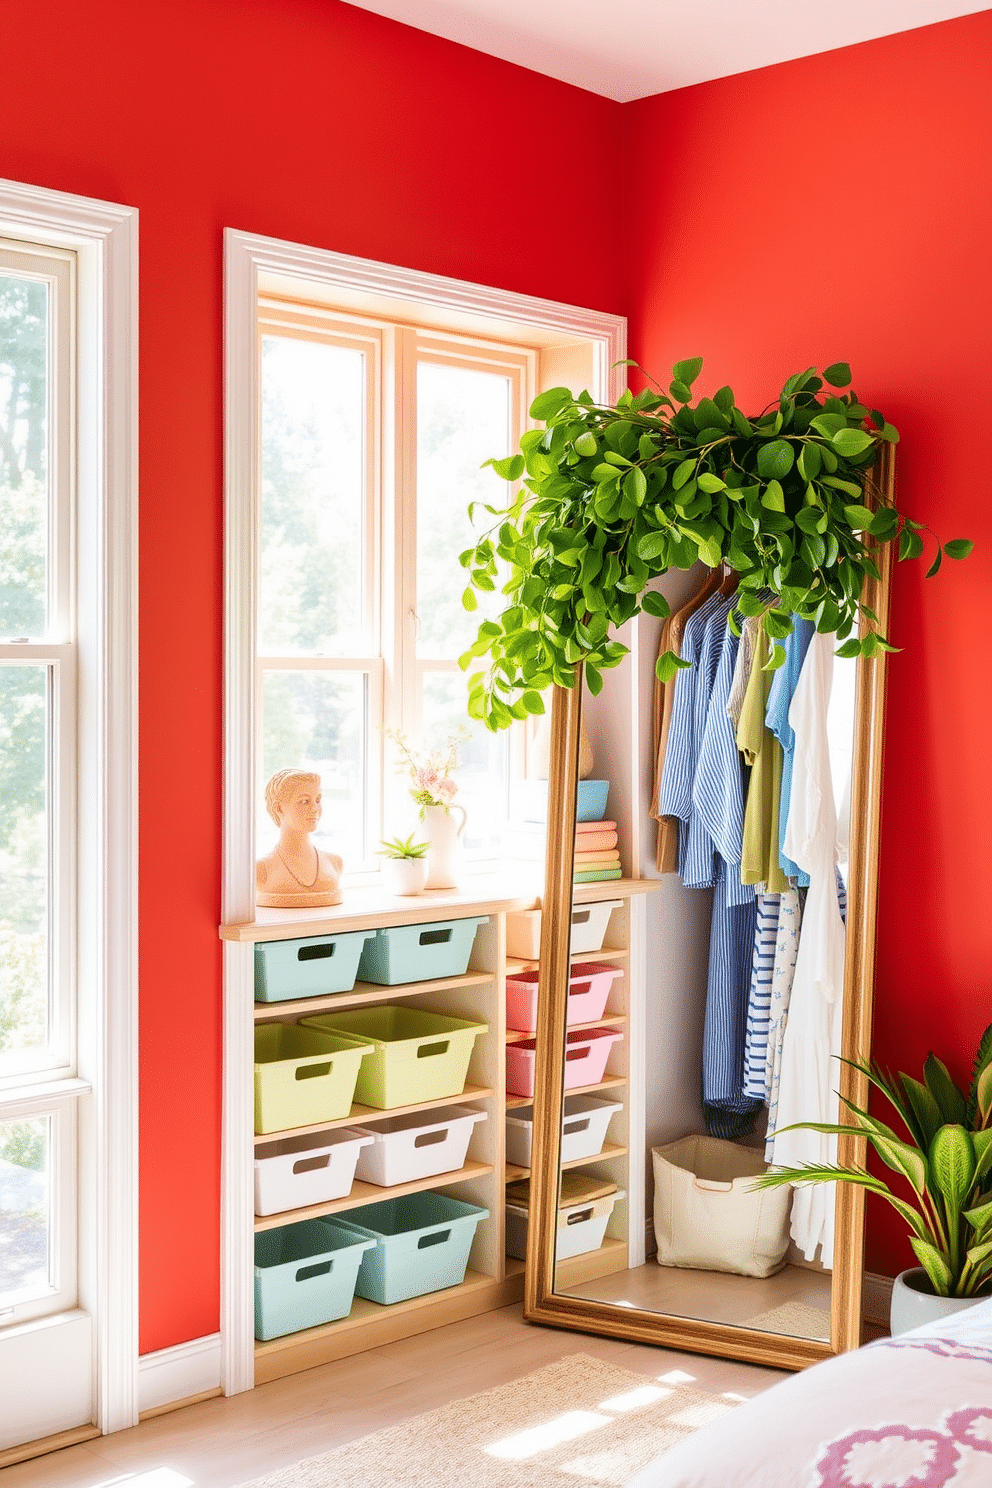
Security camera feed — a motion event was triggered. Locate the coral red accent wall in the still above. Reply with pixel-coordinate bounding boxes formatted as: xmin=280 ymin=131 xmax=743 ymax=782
xmin=622 ymin=13 xmax=992 ymax=1277
xmin=0 ymin=0 xmax=621 ymax=1353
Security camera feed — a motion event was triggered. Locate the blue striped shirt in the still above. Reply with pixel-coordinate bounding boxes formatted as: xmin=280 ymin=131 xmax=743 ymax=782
xmin=742 ymin=892 xmax=781 ymax=1100
xmin=693 ymin=608 xmax=752 ymax=907
xmin=658 ymin=591 xmax=726 ymax=853
xmin=703 ymin=863 xmax=761 ymax=1139
xmin=766 ymin=616 xmax=814 ymax=884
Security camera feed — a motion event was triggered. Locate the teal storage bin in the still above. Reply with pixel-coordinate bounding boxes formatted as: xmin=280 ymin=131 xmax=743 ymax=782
xmin=335 ymin=1192 xmax=488 ymax=1304
xmin=254 ymin=930 xmax=375 ymax=1003
xmin=357 ymin=917 xmax=486 ymax=985
xmin=301 ymin=1005 xmax=488 ymax=1110
xmin=254 ymin=1218 xmax=375 ymax=1340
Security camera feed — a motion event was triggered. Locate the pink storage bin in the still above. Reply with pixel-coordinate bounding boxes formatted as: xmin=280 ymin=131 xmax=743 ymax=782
xmin=506 ymin=1026 xmax=623 ymax=1098
xmin=505 ymin=962 xmax=624 ymax=1033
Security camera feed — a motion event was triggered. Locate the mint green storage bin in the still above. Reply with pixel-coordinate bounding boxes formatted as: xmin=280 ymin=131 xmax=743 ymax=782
xmin=301 ymin=1005 xmax=487 ymax=1110
xmin=253 ymin=1219 xmax=375 ymax=1340
xmin=254 ymin=1024 xmax=374 ymax=1134
xmin=334 ymin=1192 xmax=488 ymax=1304
xmin=254 ymin=930 xmax=375 ymax=1003
xmin=357 ymin=917 xmax=486 ymax=985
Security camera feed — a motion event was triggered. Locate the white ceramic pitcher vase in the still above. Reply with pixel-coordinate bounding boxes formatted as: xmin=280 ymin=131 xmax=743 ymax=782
xmin=422 ymin=803 xmax=467 ymax=890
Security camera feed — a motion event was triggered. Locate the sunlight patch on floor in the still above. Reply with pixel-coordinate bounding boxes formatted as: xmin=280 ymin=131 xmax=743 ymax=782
xmin=598 ymin=1385 xmax=672 ymax=1413
xmin=92 ymin=1470 xmax=194 ymax=1488
xmin=485 ymin=1410 xmax=612 ymax=1460
xmin=657 ymin=1369 xmax=696 ymax=1385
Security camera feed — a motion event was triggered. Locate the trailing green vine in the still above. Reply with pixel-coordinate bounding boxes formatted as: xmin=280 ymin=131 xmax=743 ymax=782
xmin=458 ymin=358 xmax=972 ymax=730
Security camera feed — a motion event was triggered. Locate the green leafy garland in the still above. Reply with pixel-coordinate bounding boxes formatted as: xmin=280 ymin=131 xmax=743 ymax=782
xmin=458 ymin=359 xmax=972 ymax=730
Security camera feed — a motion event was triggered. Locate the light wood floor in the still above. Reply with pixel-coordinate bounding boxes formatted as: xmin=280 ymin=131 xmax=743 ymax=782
xmin=567 ymin=1262 xmax=832 ymax=1338
xmin=2 ymin=1304 xmax=790 ymax=1487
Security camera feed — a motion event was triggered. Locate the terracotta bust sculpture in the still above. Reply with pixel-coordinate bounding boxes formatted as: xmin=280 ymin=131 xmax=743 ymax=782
xmin=256 ymin=769 xmax=344 ymax=908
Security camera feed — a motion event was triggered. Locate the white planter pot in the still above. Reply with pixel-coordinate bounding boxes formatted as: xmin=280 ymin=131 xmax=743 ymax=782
xmin=889 ymin=1267 xmax=990 ymax=1336
xmin=422 ymin=804 xmax=466 ymax=890
xmin=381 ymin=857 xmax=429 ymax=896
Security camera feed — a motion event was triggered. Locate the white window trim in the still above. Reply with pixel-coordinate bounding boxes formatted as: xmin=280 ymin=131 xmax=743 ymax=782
xmin=223 ymin=228 xmax=625 ymax=1394
xmin=0 ymin=178 xmax=139 ymax=1435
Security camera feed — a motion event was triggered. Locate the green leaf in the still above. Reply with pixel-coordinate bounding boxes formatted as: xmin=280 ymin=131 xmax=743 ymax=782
xmin=623 ymin=466 xmax=648 ymax=505
xmin=899 ymin=528 xmax=925 ymax=561
xmin=637 ymin=532 xmax=669 ymax=562
xmin=761 ymin=479 xmax=785 ymax=512
xmin=910 ymin=1238 xmax=953 ymax=1297
xmin=964 ymin=1199 xmax=992 ymax=1237
xmin=574 ymin=431 xmax=598 ymax=457
xmin=869 ymin=507 xmax=900 ymax=541
xmin=900 ymin=1075 xmax=944 ymax=1150
xmin=462 ymin=588 xmax=478 ymax=612
xmin=944 ymin=539 xmax=975 ymax=560
xmin=823 ymin=362 xmax=852 ymax=388
xmin=764 ymin=608 xmax=793 ymax=640
xmin=530 ymin=386 xmax=573 ymax=421
xmin=762 ymin=642 xmax=788 ymax=672
xmin=669 ymin=379 xmax=692 ymax=403
xmin=926 ymin=546 xmax=943 ymax=578
xmin=810 ymin=413 xmax=847 ymax=438
xmin=925 ymin=1054 xmax=968 ymax=1125
xmin=641 ymin=590 xmax=670 ymax=619
xmin=797 ymin=442 xmax=822 ymax=481
xmin=835 ymin=638 xmax=863 ymax=659
xmin=697 ymin=472 xmax=727 ymax=493
xmin=672 ymin=356 xmax=703 ymax=387
xmin=843 ymin=505 xmax=874 ymax=531
xmin=656 ymin=650 xmax=692 ymax=683
xmin=929 ymin=1124 xmax=975 ymax=1208
xmin=976 ymin=1062 xmax=992 ymax=1125
xmin=520 ymin=691 xmax=545 ymax=715
xmin=672 ymin=458 xmax=696 ymax=491
xmin=832 ymin=427 xmax=874 ymax=458
xmin=756 ymin=440 xmax=795 ymax=479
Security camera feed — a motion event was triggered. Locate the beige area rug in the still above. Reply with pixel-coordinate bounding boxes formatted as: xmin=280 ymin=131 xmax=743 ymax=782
xmin=238 ymin=1353 xmax=743 ymax=1487
xmin=744 ymin=1300 xmax=831 ymax=1340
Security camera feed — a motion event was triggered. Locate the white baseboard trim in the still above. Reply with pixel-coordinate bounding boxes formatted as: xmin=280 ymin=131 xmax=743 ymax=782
xmin=862 ymin=1271 xmax=894 ymax=1326
xmin=138 ymin=1334 xmax=222 ymax=1415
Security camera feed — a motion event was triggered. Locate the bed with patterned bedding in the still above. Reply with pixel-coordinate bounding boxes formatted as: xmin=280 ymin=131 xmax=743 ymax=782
xmin=626 ymin=1300 xmax=992 ymax=1487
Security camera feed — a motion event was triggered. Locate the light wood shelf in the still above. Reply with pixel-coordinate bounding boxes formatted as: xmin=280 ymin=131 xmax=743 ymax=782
xmin=503 ymin=1143 xmax=628 ymax=1184
xmin=504 ymin=1014 xmax=626 ymax=1045
xmin=254 ymin=1161 xmax=494 ymax=1231
xmin=505 ymin=947 xmax=629 ymax=977
xmin=254 ymin=970 xmax=493 ymax=1021
xmin=505 ymin=1076 xmax=626 ymax=1111
xmin=255 ymin=1085 xmax=494 ymax=1148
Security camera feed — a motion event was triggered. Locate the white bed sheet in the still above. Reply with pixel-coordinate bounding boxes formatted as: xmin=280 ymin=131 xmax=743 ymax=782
xmin=626 ymin=1299 xmax=992 ymax=1487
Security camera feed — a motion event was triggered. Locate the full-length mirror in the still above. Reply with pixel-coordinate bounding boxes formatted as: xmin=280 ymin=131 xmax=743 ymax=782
xmin=522 ymin=448 xmax=893 ymax=1371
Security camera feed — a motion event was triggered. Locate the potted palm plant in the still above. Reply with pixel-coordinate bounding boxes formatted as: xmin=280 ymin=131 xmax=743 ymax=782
xmin=376 ymin=835 xmax=429 ymax=896
xmin=754 ymin=1023 xmax=992 ymax=1334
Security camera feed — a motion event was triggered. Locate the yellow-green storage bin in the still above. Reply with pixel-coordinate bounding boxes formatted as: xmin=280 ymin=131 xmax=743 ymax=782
xmin=254 ymin=1024 xmax=374 ymax=1134
xmin=301 ymin=1006 xmax=487 ymax=1110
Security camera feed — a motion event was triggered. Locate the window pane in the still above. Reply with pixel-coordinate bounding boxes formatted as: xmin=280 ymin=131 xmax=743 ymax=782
xmin=0 ymin=1115 xmax=51 ymax=1306
xmin=0 ymin=274 xmax=49 ymax=641
xmin=259 ymin=336 xmax=366 ymax=657
xmin=416 ymin=361 xmax=511 ymax=661
xmin=0 ymin=666 xmax=48 ymax=1076
xmin=261 ymin=670 xmax=368 ymax=869
xmin=421 ymin=670 xmax=507 ymax=855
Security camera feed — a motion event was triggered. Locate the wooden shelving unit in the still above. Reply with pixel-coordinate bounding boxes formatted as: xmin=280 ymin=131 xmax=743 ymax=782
xmin=253 ymin=970 xmax=494 ymax=1022
xmin=503 ymin=1143 xmax=628 ymax=1184
xmin=503 ymin=1014 xmax=627 ymax=1045
xmin=255 ymin=1085 xmax=494 ymax=1143
xmin=254 ymin=1161 xmax=495 ymax=1231
xmin=505 ymin=1076 xmax=626 ymax=1111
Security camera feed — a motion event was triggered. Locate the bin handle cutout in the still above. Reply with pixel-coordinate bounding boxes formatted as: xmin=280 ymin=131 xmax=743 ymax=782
xmin=566 ymin=1207 xmax=594 ymax=1225
xmin=570 ymin=980 xmax=593 ymax=997
xmin=293 ymin=1154 xmax=331 ymax=1174
xmin=413 ymin=1129 xmax=447 ymax=1148
xmin=565 ymin=1047 xmax=588 ymax=1062
xmin=298 ymin=943 xmax=336 ymax=962
xmin=563 ymin=1118 xmax=591 ymax=1135
xmin=419 ymin=927 xmax=453 ymax=946
xmin=296 ymin=1062 xmax=331 ymax=1080
xmin=571 ymin=910 xmax=591 ymax=925
xmin=296 ymin=1260 xmax=333 ymax=1282
xmin=417 ymin=1228 xmax=451 ymax=1248
xmin=417 ymin=1040 xmax=450 ymax=1060
xmin=694 ymin=1178 xmax=733 ymax=1192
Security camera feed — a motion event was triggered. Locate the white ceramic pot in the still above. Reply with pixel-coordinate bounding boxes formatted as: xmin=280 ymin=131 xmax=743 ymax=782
xmin=381 ymin=856 xmax=429 ymax=896
xmin=421 ymin=803 xmax=466 ymax=889
xmin=889 ymin=1267 xmax=990 ymax=1336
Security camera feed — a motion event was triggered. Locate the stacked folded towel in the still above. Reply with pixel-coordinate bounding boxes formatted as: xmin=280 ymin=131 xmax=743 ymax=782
xmin=573 ymin=818 xmax=622 ymax=884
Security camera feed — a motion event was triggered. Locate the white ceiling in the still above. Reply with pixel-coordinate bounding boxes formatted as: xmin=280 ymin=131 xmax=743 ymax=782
xmin=342 ymin=0 xmax=990 ymax=101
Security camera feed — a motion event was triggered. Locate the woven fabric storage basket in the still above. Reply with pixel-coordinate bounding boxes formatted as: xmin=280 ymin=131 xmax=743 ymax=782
xmin=652 ymin=1135 xmax=792 ymax=1279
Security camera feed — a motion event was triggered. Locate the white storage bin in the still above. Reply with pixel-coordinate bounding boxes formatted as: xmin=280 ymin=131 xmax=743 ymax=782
xmin=253 ymin=1128 xmax=374 ymax=1217
xmin=652 ymin=1135 xmax=792 ymax=1279
xmin=351 ymin=1105 xmax=487 ymax=1187
xmin=505 ymin=899 xmax=623 ymax=960
xmin=505 ymin=1187 xmax=625 ymax=1263
xmin=505 ymin=1093 xmax=622 ymax=1170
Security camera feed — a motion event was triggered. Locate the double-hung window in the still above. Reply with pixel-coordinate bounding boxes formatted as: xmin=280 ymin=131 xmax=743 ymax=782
xmin=256 ymin=295 xmax=532 ymax=876
xmin=0 ymin=238 xmax=78 ymax=1327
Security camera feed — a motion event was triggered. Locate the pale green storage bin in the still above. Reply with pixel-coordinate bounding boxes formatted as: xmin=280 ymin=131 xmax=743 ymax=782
xmin=357 ymin=917 xmax=486 ymax=985
xmin=253 ymin=1219 xmax=375 ymax=1340
xmin=254 ymin=1024 xmax=374 ymax=1134
xmin=301 ymin=1006 xmax=488 ymax=1110
xmin=334 ymin=1192 xmax=488 ymax=1304
xmin=254 ymin=930 xmax=375 ymax=1003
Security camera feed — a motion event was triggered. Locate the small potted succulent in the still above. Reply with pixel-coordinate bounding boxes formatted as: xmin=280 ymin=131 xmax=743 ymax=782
xmin=754 ymin=1023 xmax=992 ymax=1334
xmin=377 ymin=834 xmax=429 ymax=897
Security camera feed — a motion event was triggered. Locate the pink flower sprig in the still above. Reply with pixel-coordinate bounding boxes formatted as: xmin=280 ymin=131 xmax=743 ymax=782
xmin=386 ymin=728 xmax=468 ymax=814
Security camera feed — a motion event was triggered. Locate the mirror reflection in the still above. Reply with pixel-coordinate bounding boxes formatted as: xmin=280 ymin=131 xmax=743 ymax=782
xmin=542 ymin=569 xmax=865 ymax=1346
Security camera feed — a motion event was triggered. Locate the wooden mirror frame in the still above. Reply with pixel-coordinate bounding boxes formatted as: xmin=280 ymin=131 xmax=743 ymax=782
xmin=523 ymin=447 xmax=895 ymax=1371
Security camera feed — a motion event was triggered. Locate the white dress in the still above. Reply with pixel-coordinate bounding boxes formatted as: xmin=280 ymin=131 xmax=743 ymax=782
xmin=770 ymin=632 xmax=847 ymax=1267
